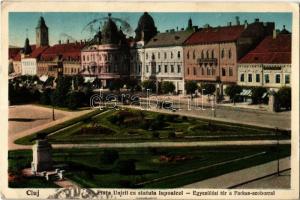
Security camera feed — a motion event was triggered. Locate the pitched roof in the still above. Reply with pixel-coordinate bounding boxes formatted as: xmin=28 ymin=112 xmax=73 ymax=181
xmin=184 ymin=25 xmax=245 ymax=45
xmin=9 ymin=48 xmax=21 ymax=59
xmin=40 ymin=42 xmax=85 ymax=61
xmin=145 ymin=30 xmax=194 ymax=48
xmin=27 ymin=46 xmax=48 ymax=59
xmin=238 ymin=34 xmax=291 ymax=64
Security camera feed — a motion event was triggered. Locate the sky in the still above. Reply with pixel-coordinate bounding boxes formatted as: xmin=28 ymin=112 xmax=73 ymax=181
xmin=9 ymin=12 xmax=292 ymax=47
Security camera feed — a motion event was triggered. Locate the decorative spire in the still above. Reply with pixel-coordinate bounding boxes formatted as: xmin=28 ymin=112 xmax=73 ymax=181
xmin=23 ymin=37 xmax=32 ymax=55
xmin=187 ymin=17 xmax=193 ymax=31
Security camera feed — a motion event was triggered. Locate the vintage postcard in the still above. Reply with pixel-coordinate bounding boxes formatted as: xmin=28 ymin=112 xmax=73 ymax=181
xmin=0 ymin=1 xmax=299 ymax=200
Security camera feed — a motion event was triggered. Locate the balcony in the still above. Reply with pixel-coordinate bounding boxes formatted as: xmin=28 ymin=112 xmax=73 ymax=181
xmin=197 ymin=58 xmax=218 ymax=66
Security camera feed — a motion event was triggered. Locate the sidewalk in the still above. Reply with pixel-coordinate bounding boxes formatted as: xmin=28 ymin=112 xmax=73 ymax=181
xmin=183 ymin=157 xmax=290 ymax=189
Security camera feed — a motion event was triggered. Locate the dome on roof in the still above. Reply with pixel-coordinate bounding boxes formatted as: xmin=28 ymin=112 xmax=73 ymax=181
xmin=135 ymin=12 xmax=157 ymax=42
xmin=101 ymin=13 xmax=120 ymax=44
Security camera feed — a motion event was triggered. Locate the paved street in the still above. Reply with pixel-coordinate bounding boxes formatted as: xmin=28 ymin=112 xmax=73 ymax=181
xmin=127 ymin=102 xmax=291 ymax=130
xmin=10 ymin=140 xmax=291 ymax=150
xmin=9 ymin=104 xmax=93 ymax=150
xmin=183 ymin=157 xmax=290 ymax=189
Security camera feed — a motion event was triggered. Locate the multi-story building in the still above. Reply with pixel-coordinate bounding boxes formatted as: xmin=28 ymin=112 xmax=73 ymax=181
xmin=81 ymin=13 xmax=130 ymax=87
xmin=38 ymin=40 xmax=84 ymax=78
xmin=130 ymin=12 xmax=158 ymax=82
xmin=8 ymin=47 xmax=22 ymax=75
xmin=143 ymin=26 xmax=195 ymax=94
xmin=183 ymin=18 xmax=274 ymax=94
xmin=238 ymin=28 xmax=291 ymax=90
xmin=19 ymin=38 xmax=48 ymax=76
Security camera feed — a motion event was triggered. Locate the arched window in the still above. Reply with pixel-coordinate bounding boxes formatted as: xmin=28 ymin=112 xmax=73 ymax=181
xmin=221 ymin=49 xmax=225 ymax=58
xmin=201 ymin=50 xmax=204 ymax=59
xmin=152 ymin=53 xmax=155 ymax=60
xmin=187 ymin=51 xmax=190 ymax=59
xmin=177 ymin=51 xmax=180 ymax=58
xmin=206 ymin=50 xmax=209 ymax=58
xmin=228 ymin=49 xmax=232 ymax=58
xmin=193 ymin=50 xmax=195 ymax=59
xmin=211 ymin=50 xmax=214 ymax=58
xmin=171 ymin=52 xmax=173 ymax=59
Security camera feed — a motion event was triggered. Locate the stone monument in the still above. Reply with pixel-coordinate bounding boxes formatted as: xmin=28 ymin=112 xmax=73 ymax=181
xmin=31 ymin=138 xmax=53 ymax=173
xmin=268 ymin=90 xmax=278 ymax=112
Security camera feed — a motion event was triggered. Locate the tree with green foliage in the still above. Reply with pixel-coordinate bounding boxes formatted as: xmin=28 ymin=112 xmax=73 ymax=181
xmin=251 ymin=87 xmax=267 ymax=104
xmin=276 ymin=86 xmax=291 ymax=110
xmin=66 ymin=91 xmax=85 ymax=110
xmin=40 ymin=88 xmax=53 ymax=105
xmin=52 ymin=76 xmax=72 ymax=107
xmin=225 ymin=84 xmax=242 ymax=101
xmin=200 ymin=83 xmax=216 ymax=95
xmin=185 ymin=81 xmax=198 ymax=98
xmin=161 ymin=81 xmax=176 ymax=94
xmin=92 ymin=77 xmax=101 ymax=89
xmin=108 ymin=79 xmax=124 ymax=91
xmin=44 ymin=76 xmax=55 ymax=87
xmin=141 ymin=80 xmax=156 ymax=92
xmin=72 ymin=74 xmax=85 ymax=90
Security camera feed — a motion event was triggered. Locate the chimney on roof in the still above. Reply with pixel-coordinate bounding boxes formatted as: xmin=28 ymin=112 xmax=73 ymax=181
xmin=227 ymin=22 xmax=232 ymax=26
xmin=170 ymin=29 xmax=175 ymax=32
xmin=58 ymin=40 xmax=61 ymax=44
xmin=255 ymin=18 xmax=259 ymax=23
xmin=244 ymin=20 xmax=248 ymax=29
xmin=80 ymin=40 xmax=83 ymax=44
xmin=67 ymin=39 xmax=69 ymax=44
xmin=235 ymin=16 xmax=240 ymax=25
xmin=273 ymin=29 xmax=277 ymax=39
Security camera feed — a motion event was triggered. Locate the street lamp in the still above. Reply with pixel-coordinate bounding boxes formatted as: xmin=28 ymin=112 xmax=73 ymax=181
xmin=275 ymin=127 xmax=280 ymax=176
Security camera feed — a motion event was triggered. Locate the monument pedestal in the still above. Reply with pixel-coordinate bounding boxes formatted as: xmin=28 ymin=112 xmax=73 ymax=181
xmin=31 ymin=139 xmax=53 ymax=173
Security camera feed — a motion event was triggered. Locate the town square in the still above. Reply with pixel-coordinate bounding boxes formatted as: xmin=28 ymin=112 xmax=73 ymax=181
xmin=7 ymin=11 xmax=292 ymax=190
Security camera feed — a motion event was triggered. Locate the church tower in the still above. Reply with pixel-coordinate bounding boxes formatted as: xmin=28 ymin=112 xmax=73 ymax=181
xmin=36 ymin=16 xmax=49 ymax=47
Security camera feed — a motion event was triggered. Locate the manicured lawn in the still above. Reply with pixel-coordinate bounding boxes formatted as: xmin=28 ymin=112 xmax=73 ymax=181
xmin=37 ymin=109 xmax=290 ymax=144
xmin=8 ymin=145 xmax=290 ymax=188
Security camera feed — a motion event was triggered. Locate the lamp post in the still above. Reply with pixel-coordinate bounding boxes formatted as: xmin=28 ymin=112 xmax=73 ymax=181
xmin=52 ymin=100 xmax=55 ymax=121
xmin=276 ymin=127 xmax=280 ymax=176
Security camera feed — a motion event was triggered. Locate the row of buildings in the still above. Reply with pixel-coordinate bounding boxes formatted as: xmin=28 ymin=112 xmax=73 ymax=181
xmin=9 ymin=13 xmax=291 ymax=94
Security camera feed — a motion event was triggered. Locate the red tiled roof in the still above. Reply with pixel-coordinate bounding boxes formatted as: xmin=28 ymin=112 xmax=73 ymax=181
xmin=185 ymin=25 xmax=245 ymax=45
xmin=9 ymin=48 xmax=21 ymax=59
xmin=238 ymin=34 xmax=291 ymax=64
xmin=28 ymin=46 xmax=48 ymax=58
xmin=41 ymin=43 xmax=85 ymax=61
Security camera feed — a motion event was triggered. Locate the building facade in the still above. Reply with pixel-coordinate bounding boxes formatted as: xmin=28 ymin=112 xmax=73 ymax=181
xmin=183 ymin=18 xmax=274 ymax=94
xmin=143 ymin=28 xmax=195 ymax=94
xmin=130 ymin=12 xmax=158 ymax=82
xmin=238 ymin=30 xmax=291 ymax=89
xmin=38 ymin=41 xmax=84 ymax=78
xmin=81 ymin=13 xmax=130 ymax=87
